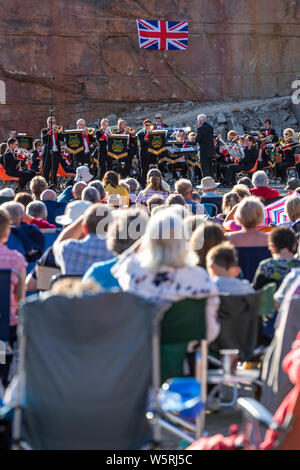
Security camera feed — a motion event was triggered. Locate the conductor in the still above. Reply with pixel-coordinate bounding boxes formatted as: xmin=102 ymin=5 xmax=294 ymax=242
xmin=195 ymin=114 xmax=214 ymax=178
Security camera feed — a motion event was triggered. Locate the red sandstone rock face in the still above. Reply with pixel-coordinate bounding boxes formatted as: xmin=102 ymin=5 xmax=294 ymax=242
xmin=0 ymin=0 xmax=299 ymax=137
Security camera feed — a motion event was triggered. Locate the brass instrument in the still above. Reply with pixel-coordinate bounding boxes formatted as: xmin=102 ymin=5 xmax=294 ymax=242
xmin=55 ymin=125 xmax=63 ymax=133
xmin=88 ymin=127 xmax=95 ymax=135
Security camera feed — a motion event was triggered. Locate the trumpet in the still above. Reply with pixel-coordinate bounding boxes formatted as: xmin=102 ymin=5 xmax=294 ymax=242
xmin=87 ymin=127 xmax=95 ymax=135
xmin=55 ymin=125 xmax=63 ymax=133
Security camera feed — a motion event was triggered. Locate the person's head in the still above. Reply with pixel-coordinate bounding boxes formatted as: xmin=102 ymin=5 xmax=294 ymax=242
xmin=283 ymin=128 xmax=295 ymax=142
xmin=1 ymin=201 xmax=24 ymax=226
xmin=147 ymin=194 xmax=165 ymax=214
xmin=0 ymin=208 xmax=11 ymax=243
xmin=124 ymin=177 xmax=139 ymax=194
xmin=197 ymin=176 xmax=220 ymax=194
xmin=107 ymin=194 xmax=123 ymax=209
xmin=139 ymin=209 xmax=195 ymax=272
xmin=176 ymin=129 xmax=186 ymax=141
xmin=268 ymin=226 xmax=297 ymax=256
xmin=40 ymin=189 xmax=57 ymax=201
xmin=106 ymin=208 xmax=148 ymax=255
xmin=175 ymin=178 xmax=193 ymax=201
xmin=30 ymin=176 xmax=47 ymax=200
xmin=82 ymin=203 xmax=113 ymax=236
xmin=81 ymin=186 xmax=100 ymax=204
xmin=143 ymin=119 xmax=152 ymax=130
xmin=0 ymin=142 xmax=7 ymax=156
xmin=258 ymin=130 xmax=266 ymax=140
xmin=190 ymin=221 xmax=226 ymax=269
xmin=232 ymin=184 xmax=251 ymax=200
xmin=0 ymin=187 xmax=14 ymax=198
xmin=187 ymin=132 xmax=196 ymax=142
xmin=74 ymin=165 xmax=93 ymax=183
xmin=235 ymin=196 xmax=265 ymax=229
xmin=221 ymin=191 xmax=240 ymax=215
xmin=14 ymin=192 xmax=33 ymax=208
xmin=285 ymin=195 xmax=300 ymax=222
xmin=154 ymin=113 xmax=162 ymax=123
xmin=26 ymin=200 xmax=48 ymax=221
xmin=245 ymin=135 xmax=256 ymax=147
xmin=72 ymin=181 xmax=87 ymax=199
xmin=88 ymin=180 xmax=106 ymax=201
xmin=33 ymin=139 xmax=43 ymax=151
xmin=76 ymin=118 xmax=86 ymax=130
xmin=145 ymin=168 xmax=165 ymax=192
xmin=295 ymin=187 xmax=300 ymax=196
xmin=264 ymin=119 xmax=271 ymax=129
xmin=237 ymin=176 xmax=253 ymax=189
xmin=191 ymin=191 xmax=201 ymax=202
xmin=103 ymin=170 xmax=119 ymax=188
xmin=117 ymin=119 xmax=127 ymax=132
xmin=227 ymin=130 xmax=238 ymax=141
xmin=7 ymin=138 xmax=18 ymax=151
xmin=9 ymin=129 xmax=17 ymax=139
xmin=100 ymin=118 xmax=109 ymax=130
xmin=197 ymin=114 xmax=206 ymax=125
xmin=166 ymin=194 xmax=186 ymax=208
xmin=55 ymin=200 xmax=91 ymax=226
xmin=206 ymin=242 xmax=240 ymax=279
xmin=252 ymin=171 xmax=269 ymax=188
xmin=47 ymin=116 xmax=56 ymax=128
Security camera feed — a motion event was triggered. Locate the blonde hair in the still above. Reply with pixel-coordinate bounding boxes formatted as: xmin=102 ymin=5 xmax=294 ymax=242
xmin=235 ymin=196 xmax=265 ymax=229
xmin=232 ymin=184 xmax=251 ymax=200
xmin=285 ymin=195 xmax=300 ymax=222
xmin=30 ymin=176 xmax=47 ymax=199
xmin=51 ymin=279 xmax=101 ymax=295
xmin=227 ymin=130 xmax=238 ymax=139
xmin=284 ymin=128 xmax=295 ymax=139
xmin=144 ymin=169 xmax=167 ymax=194
xmin=100 ymin=118 xmax=109 ymax=128
xmin=222 ymin=191 xmax=240 ymax=215
xmin=117 ymin=119 xmax=127 ymax=132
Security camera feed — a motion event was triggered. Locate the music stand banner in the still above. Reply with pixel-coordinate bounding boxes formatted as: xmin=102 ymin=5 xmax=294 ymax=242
xmin=17 ymin=134 xmax=33 ymax=151
xmin=65 ymin=130 xmax=84 ymax=155
xmin=148 ymin=130 xmax=167 ymax=156
xmin=107 ymin=134 xmax=129 ymax=160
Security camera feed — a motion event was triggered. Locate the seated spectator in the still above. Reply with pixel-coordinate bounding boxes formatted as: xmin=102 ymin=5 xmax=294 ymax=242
xmin=197 ymin=176 xmax=222 ymax=198
xmin=57 ymin=168 xmax=90 ymax=203
xmin=118 ymin=180 xmax=130 ymax=195
xmin=217 ymin=191 xmax=240 ymax=220
xmin=166 ymin=193 xmax=186 ymax=207
xmin=191 ymin=191 xmax=201 ymax=203
xmin=103 ymin=170 xmax=129 ymax=207
xmin=190 ymin=221 xmax=226 ymax=269
xmin=25 ymin=200 xmax=56 ymax=229
xmin=112 ymin=209 xmax=220 ymax=343
xmin=226 ymin=197 xmax=268 ymax=247
xmin=107 ymin=194 xmax=124 ymax=210
xmin=40 ymin=189 xmax=67 ymax=226
xmin=237 ymin=176 xmax=253 ymax=189
xmin=30 ymin=175 xmax=47 ymax=201
xmin=285 ymin=178 xmax=300 ymax=195
xmin=206 ymin=241 xmax=254 ymax=295
xmin=146 ymin=194 xmax=165 ymax=215
xmin=88 ymin=180 xmax=106 ymax=202
xmin=54 ymin=203 xmax=114 ymax=275
xmin=83 ymin=208 xmax=148 ymax=289
xmin=41 ymin=189 xmax=57 ymax=202
xmin=253 ymin=227 xmax=300 ymax=290
xmin=82 ymin=186 xmax=100 ymax=204
xmin=136 ymin=169 xmax=169 ymax=205
xmin=2 ymin=201 xmax=44 ymax=262
xmin=14 ymin=192 xmax=33 ymax=208
xmin=280 ymin=195 xmax=300 ymax=229
xmin=232 ymin=184 xmax=251 ymax=200
xmin=0 ymin=187 xmax=14 ymax=199
xmin=124 ymin=177 xmax=139 ymax=205
xmin=175 ymin=178 xmax=207 ymax=215
xmin=250 ymin=171 xmax=279 ymax=200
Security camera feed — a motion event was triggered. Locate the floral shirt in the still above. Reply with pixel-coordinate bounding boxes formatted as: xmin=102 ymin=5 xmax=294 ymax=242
xmin=252 ymin=258 xmax=300 ymax=290
xmin=112 ymin=253 xmax=220 ymax=343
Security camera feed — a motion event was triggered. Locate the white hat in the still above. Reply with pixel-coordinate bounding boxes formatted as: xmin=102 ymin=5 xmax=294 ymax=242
xmin=161 ymin=180 xmax=170 ymax=192
xmin=74 ymin=165 xmax=93 ymax=183
xmin=196 ymin=176 xmax=220 ymax=190
xmin=107 ymin=194 xmax=123 ymax=208
xmin=55 ymin=200 xmax=91 ymax=226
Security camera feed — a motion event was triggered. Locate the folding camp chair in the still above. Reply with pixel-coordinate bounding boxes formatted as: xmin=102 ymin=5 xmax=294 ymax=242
xmin=202 ymin=203 xmax=218 ymax=218
xmin=148 ymin=298 xmax=207 ymax=445
xmin=3 ymin=291 xmax=158 ymax=449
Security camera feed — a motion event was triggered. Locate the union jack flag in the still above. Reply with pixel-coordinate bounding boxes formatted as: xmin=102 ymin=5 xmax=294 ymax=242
xmin=136 ymin=19 xmax=188 ymax=50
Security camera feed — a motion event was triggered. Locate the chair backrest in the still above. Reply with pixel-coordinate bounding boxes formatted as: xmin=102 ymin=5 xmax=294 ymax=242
xmin=202 ymin=203 xmax=218 ymax=218
xmin=160 ymin=298 xmax=206 ymax=383
xmin=18 ymin=291 xmax=158 ymax=449
xmin=43 ymin=200 xmax=66 ymax=227
xmin=258 ymin=283 xmax=277 ymax=318
xmin=237 ymin=246 xmax=272 ymax=283
xmin=200 ymin=196 xmax=223 ymax=214
xmin=209 ymin=291 xmax=263 ymax=362
xmin=0 ymin=196 xmax=14 ymax=205
xmin=262 ymin=196 xmax=281 ymax=207
xmin=0 ymin=270 xmax=12 ymax=343
xmin=41 ymin=230 xmax=61 ymax=253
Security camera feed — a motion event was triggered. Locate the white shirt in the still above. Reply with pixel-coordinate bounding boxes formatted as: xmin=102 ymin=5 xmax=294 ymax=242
xmin=83 ymin=135 xmax=89 ymax=153
xmin=52 ymin=132 xmax=58 ymax=152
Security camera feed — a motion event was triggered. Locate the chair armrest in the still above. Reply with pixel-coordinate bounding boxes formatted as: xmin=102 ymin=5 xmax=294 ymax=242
xmin=236 ymin=397 xmax=279 ymax=430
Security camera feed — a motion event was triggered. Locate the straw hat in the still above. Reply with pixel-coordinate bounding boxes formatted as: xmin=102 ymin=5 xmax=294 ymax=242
xmin=197 ymin=176 xmax=220 ymax=190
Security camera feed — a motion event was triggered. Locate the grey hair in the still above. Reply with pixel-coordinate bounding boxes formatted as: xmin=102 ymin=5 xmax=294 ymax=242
xmin=41 ymin=189 xmax=57 ymax=201
xmin=88 ymin=180 xmax=106 ymax=200
xmin=0 ymin=188 xmax=14 ymax=198
xmin=26 ymin=201 xmax=48 ymax=220
xmin=197 ymin=114 xmax=206 ymax=122
xmin=1 ymin=201 xmax=24 ymax=226
xmin=252 ymin=171 xmax=269 ymax=188
xmin=124 ymin=177 xmax=139 ymax=194
xmin=82 ymin=186 xmax=100 ymax=204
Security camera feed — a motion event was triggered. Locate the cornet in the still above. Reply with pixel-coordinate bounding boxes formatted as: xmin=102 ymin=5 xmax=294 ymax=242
xmin=55 ymin=125 xmax=64 ymax=133
xmin=87 ymin=128 xmax=95 ymax=135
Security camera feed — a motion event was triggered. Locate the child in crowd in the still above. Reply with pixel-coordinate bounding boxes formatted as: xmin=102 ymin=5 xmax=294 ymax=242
xmin=206 ymin=241 xmax=254 ymax=295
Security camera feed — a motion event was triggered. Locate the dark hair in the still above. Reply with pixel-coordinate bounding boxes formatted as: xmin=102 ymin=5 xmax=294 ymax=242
xmin=264 ymin=119 xmax=271 ymax=125
xmin=269 ymin=226 xmax=297 ymax=254
xmin=103 ymin=171 xmax=119 ymax=188
xmin=237 ymin=176 xmax=253 ymax=189
xmin=146 ymin=194 xmax=164 ymax=213
xmin=166 ymin=193 xmax=186 ymax=206
xmin=14 ymin=192 xmax=33 ymax=208
xmin=7 ymin=138 xmax=18 ymax=146
xmin=206 ymin=242 xmax=238 ymax=270
xmin=246 ymin=135 xmax=256 ymax=145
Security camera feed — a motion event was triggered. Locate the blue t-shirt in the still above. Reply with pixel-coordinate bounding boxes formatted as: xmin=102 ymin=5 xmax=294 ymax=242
xmin=82 ymin=257 xmax=119 ymax=289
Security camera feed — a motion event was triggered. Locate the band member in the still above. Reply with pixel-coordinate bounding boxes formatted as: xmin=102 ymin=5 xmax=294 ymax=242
xmin=153 ymin=113 xmax=168 ymax=129
xmin=75 ymin=118 xmax=96 ymax=167
xmin=136 ymin=119 xmax=156 ymax=187
xmin=59 ymin=143 xmax=75 ymax=174
xmin=117 ymin=119 xmax=136 ymax=177
xmin=41 ymin=116 xmax=64 ymax=186
xmin=31 ymin=139 xmax=43 ymax=173
xmin=3 ymin=138 xmax=35 ymax=189
xmin=0 ymin=142 xmax=7 ymax=166
xmin=257 ymin=131 xmax=270 ymax=169
xmin=195 ymin=113 xmax=214 ymax=178
xmin=167 ymin=129 xmax=188 ymax=179
xmin=224 ymin=135 xmax=258 ymax=186
xmin=263 ymin=119 xmax=278 ymax=143
xmin=95 ymin=118 xmax=109 ymax=179
xmin=215 ymin=130 xmax=239 ymax=182
xmin=275 ymin=128 xmax=296 ymax=183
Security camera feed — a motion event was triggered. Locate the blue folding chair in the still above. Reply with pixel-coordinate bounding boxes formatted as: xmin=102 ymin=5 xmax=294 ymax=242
xmin=202 ymin=203 xmax=219 ymax=217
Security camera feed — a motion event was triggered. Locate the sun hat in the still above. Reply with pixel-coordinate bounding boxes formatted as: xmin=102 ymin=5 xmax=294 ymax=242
xmin=55 ymin=200 xmax=91 ymax=226
xmin=196 ymin=176 xmax=220 ymax=190
xmin=74 ymin=165 xmax=93 ymax=183
xmin=107 ymin=194 xmax=124 ymax=208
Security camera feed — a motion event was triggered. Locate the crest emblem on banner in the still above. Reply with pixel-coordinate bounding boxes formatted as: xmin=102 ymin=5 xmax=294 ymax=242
xmin=152 ymin=135 xmax=162 ymax=148
xmin=112 ymin=140 xmax=124 ymax=153
xmin=69 ymin=135 xmax=80 ymax=148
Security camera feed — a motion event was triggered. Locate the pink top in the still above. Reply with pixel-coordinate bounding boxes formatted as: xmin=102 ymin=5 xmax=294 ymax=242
xmin=0 ymin=243 xmax=27 ymax=326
